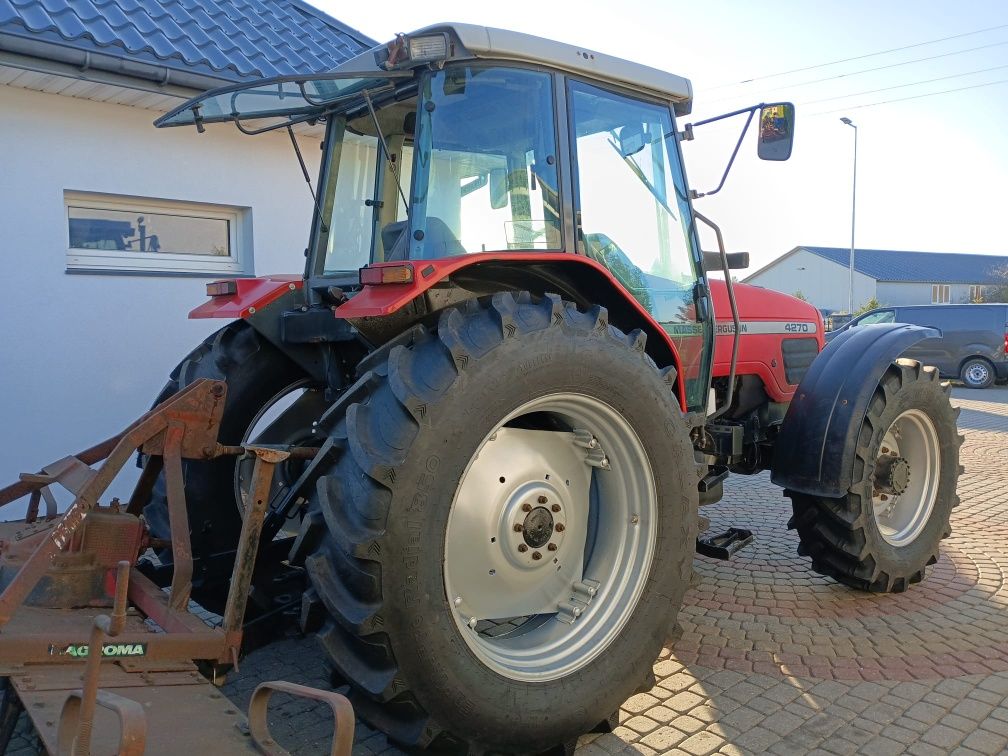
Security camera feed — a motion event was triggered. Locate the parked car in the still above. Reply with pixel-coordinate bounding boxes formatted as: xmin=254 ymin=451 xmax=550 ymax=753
xmin=825 ymin=304 xmax=1008 ymax=388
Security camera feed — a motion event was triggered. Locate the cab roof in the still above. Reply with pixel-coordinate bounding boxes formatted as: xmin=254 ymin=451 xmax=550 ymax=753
xmin=341 ymin=22 xmax=694 ymax=116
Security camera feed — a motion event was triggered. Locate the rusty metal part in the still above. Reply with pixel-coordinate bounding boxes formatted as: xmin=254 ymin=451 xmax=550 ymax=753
xmin=221 ymin=447 xmax=287 ymax=643
xmin=163 ymin=422 xmax=193 ymax=612
xmin=57 ymin=689 xmax=146 ymax=756
xmin=248 ymin=680 xmax=354 ymax=756
xmin=0 ymin=380 xmax=227 ymax=626
xmin=70 ymin=561 xmax=133 ymax=755
xmin=0 ymin=379 xmax=342 ymax=754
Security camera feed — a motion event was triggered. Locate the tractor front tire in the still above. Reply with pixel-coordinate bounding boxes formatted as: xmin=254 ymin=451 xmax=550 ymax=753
xmin=788 ymin=359 xmax=961 ymax=592
xmin=306 ymin=293 xmax=696 ymax=753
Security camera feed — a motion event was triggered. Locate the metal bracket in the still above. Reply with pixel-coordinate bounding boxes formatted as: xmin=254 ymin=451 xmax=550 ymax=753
xmin=557 ymin=579 xmax=600 ymax=624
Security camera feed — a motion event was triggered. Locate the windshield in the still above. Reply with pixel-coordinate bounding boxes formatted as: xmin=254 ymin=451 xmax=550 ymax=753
xmin=156 ymin=73 xmax=408 ymax=129
xmin=409 ymin=66 xmax=562 ymax=258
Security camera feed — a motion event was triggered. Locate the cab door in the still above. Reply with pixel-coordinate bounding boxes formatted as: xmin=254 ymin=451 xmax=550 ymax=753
xmin=567 ymin=79 xmax=711 ymax=412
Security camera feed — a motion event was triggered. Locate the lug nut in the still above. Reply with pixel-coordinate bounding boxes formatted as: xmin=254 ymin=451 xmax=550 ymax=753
xmin=532 ymin=551 xmax=542 ymax=560
xmin=555 ymin=523 xmax=565 ymax=532
xmin=551 ymin=504 xmax=561 ymax=513
xmin=521 ymin=503 xmax=532 ymax=512
xmin=518 ymin=544 xmax=528 ymax=553
xmin=538 ymin=496 xmax=548 ymax=504
xmin=513 ymin=523 xmax=523 ymax=532
xmin=547 ymin=543 xmax=557 ymax=551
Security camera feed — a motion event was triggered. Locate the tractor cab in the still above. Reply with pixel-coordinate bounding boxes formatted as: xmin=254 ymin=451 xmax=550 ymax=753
xmin=157 ymin=23 xmax=746 ymax=413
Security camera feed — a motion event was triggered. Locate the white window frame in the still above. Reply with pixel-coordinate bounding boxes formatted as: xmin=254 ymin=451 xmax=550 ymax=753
xmin=969 ymin=284 xmax=985 ymax=302
xmin=65 ymin=191 xmax=251 ymax=275
xmin=931 ymin=284 xmax=950 ymax=304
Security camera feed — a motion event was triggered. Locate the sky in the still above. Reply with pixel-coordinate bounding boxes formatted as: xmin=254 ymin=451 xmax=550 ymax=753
xmin=311 ymin=0 xmax=1008 ymax=273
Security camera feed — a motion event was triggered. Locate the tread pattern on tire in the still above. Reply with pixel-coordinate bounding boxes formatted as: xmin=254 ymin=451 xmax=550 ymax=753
xmin=305 ymin=291 xmax=690 ymax=753
xmin=787 ymin=359 xmax=962 ymax=593
xmin=143 ymin=320 xmax=303 ymax=557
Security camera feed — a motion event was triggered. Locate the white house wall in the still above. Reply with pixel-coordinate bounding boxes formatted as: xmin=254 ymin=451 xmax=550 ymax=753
xmin=0 ymin=84 xmax=321 ymax=502
xmin=744 ymin=248 xmax=876 ymax=312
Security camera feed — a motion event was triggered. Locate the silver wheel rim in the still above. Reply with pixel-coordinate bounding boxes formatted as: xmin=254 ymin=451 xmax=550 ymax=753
xmin=966 ymin=362 xmax=989 ymax=386
xmin=871 ymin=408 xmax=941 ymax=546
xmin=443 ymin=393 xmax=657 ymax=682
xmin=235 ymin=379 xmax=324 ymax=537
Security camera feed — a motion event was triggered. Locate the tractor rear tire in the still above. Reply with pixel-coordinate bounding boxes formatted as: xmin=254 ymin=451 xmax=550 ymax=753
xmin=788 ymin=359 xmax=961 ymax=592
xmin=143 ymin=321 xmax=312 ymax=609
xmin=305 ymin=293 xmax=696 ymax=753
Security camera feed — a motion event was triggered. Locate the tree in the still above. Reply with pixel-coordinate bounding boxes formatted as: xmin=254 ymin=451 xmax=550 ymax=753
xmin=793 ymin=289 xmax=807 ymax=301
xmin=855 ymin=297 xmax=882 ymax=315
xmin=983 ymin=264 xmax=1008 ymax=303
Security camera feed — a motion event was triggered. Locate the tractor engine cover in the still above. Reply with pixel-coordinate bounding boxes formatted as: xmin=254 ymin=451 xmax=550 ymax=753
xmin=0 ymin=509 xmax=144 ymax=609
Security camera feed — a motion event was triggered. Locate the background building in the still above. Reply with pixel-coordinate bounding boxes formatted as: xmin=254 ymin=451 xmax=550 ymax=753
xmin=0 ymin=0 xmax=373 ymax=495
xmin=744 ymin=246 xmax=1008 ymax=313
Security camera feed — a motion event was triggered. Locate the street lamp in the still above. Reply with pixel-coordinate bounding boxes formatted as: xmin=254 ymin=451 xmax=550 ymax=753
xmin=840 ymin=117 xmax=857 ymax=314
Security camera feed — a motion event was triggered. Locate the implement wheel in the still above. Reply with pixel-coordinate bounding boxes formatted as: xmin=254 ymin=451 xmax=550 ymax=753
xmin=144 ymin=321 xmax=323 ymax=609
xmin=788 ymin=359 xmax=962 ymax=592
xmin=306 ymin=293 xmax=696 ymax=753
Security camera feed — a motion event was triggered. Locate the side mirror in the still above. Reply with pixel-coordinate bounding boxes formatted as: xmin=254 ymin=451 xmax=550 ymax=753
xmin=757 ymin=103 xmax=795 ymax=161
xmin=488 ymin=168 xmax=508 ymax=209
xmin=617 ymin=124 xmax=646 ymax=157
xmin=702 ymin=251 xmax=750 ymax=271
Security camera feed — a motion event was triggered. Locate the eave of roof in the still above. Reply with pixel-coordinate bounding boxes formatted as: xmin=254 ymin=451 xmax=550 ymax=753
xmin=0 ymin=0 xmax=376 ymax=91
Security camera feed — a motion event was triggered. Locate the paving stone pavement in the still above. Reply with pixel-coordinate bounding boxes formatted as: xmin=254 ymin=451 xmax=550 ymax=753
xmin=7 ymin=386 xmax=1008 ymax=754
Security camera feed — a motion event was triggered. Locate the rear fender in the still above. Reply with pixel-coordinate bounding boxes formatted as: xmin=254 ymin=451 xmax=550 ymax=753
xmin=337 ymin=254 xmax=688 ymax=410
xmin=188 ymin=276 xmax=302 ymax=320
xmin=770 ymin=323 xmax=940 ymax=497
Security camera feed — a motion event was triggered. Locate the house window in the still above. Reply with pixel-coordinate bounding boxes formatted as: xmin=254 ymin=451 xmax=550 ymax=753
xmin=931 ymin=284 xmax=950 ymax=304
xmin=65 ymin=192 xmax=250 ymax=275
xmin=969 ymin=285 xmax=985 ymax=302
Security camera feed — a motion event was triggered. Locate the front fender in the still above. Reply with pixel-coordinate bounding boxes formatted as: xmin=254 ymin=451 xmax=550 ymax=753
xmin=770 ymin=323 xmax=940 ymax=497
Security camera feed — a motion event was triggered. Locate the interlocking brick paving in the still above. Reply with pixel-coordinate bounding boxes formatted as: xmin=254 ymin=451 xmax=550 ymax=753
xmin=7 ymin=387 xmax=1008 ymax=755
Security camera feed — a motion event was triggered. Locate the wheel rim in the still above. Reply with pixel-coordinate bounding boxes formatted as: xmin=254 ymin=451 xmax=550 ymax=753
xmin=966 ymin=362 xmax=989 ymax=386
xmin=443 ymin=393 xmax=657 ymax=682
xmin=870 ymin=408 xmax=941 ymax=547
xmin=234 ymin=379 xmax=325 ymax=537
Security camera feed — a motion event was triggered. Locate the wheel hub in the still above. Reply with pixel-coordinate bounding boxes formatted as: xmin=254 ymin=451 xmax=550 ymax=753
xmin=498 ymin=479 xmax=570 ymax=568
xmin=874 ymin=455 xmax=911 ymax=496
xmin=522 ymin=507 xmax=554 ymax=548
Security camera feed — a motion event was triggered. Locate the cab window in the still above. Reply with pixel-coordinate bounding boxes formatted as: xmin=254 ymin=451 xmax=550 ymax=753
xmin=857 ymin=309 xmax=895 ymax=325
xmin=411 ymin=66 xmax=562 ymax=258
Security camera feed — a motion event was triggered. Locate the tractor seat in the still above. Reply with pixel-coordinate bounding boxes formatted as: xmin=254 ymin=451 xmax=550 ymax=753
xmin=382 ymin=217 xmax=466 ymax=261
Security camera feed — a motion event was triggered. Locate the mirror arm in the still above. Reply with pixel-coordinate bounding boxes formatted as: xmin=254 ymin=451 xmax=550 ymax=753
xmin=690 ymin=107 xmax=757 ymax=200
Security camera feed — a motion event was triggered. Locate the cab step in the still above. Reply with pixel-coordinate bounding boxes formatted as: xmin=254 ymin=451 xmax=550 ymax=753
xmin=696 ymin=527 xmax=753 ymax=560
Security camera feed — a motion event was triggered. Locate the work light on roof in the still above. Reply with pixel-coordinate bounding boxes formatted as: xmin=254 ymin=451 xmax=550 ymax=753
xmin=407 ymin=33 xmax=449 ymax=63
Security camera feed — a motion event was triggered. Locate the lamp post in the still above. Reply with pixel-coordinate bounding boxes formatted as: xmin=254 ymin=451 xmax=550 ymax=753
xmin=840 ymin=117 xmax=857 ymax=315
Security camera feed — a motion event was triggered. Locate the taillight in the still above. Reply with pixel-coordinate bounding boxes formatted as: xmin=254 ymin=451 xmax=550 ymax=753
xmin=1003 ymin=329 xmax=1007 ymax=354
xmin=360 ymin=263 xmax=414 ymax=285
xmin=206 ymin=280 xmax=238 ymax=297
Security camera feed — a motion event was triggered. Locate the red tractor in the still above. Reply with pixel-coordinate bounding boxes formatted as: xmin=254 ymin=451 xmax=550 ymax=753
xmin=145 ymin=24 xmax=960 ymax=753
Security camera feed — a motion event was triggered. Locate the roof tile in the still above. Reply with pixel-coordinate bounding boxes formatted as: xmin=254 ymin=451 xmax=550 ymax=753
xmin=1 ymin=0 xmax=374 ymax=81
